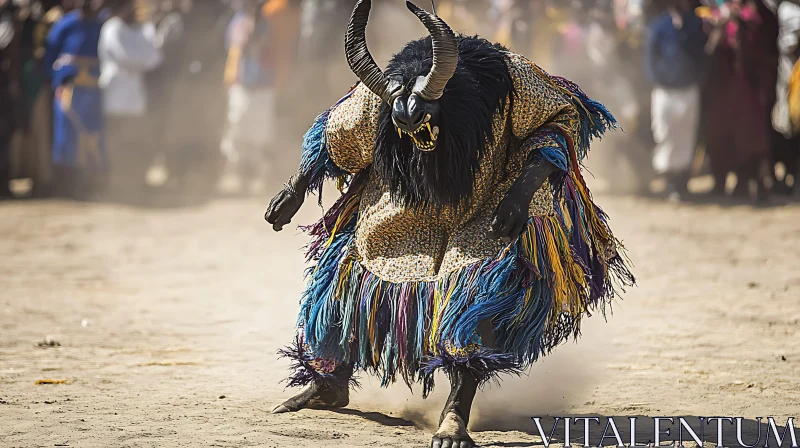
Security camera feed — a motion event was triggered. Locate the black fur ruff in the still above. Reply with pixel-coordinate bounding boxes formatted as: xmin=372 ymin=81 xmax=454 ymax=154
xmin=373 ymin=35 xmax=514 ymax=210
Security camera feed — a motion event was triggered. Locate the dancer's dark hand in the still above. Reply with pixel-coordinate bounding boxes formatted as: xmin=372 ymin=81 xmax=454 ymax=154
xmin=265 ymin=174 xmax=308 ymax=232
xmin=488 ymin=189 xmax=530 ymax=243
xmin=488 ymin=150 xmax=556 ymax=242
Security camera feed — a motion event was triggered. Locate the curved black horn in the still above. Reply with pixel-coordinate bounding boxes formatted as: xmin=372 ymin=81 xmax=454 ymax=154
xmin=345 ymin=0 xmax=391 ymax=102
xmin=406 ymin=0 xmax=458 ymax=100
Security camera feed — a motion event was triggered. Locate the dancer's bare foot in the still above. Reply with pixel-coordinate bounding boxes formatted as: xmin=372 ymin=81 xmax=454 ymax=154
xmin=431 ymin=410 xmax=475 ymax=448
xmin=271 ymin=380 xmax=349 ymax=414
xmin=431 ymin=365 xmax=479 ymax=448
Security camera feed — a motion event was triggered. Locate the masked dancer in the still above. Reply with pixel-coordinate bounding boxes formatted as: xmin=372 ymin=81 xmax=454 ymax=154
xmin=265 ymin=2 xmax=634 ymax=447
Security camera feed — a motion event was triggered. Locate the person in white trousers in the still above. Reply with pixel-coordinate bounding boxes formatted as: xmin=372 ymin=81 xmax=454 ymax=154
xmin=644 ymin=0 xmax=707 ymax=200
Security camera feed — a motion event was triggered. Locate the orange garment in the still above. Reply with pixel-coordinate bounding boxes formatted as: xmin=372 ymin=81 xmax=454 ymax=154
xmin=266 ymin=1 xmax=299 ymax=89
xmin=224 ymin=2 xmax=299 ymax=88
xmin=789 ymin=58 xmax=800 ymax=134
xmin=263 ymin=0 xmax=288 ymax=17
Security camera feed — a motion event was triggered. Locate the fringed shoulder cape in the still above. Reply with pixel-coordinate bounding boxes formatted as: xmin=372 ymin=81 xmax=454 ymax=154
xmin=286 ymin=53 xmax=634 ymax=395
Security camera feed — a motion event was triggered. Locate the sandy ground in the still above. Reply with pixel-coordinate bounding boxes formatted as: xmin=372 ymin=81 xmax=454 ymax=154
xmin=1 ymin=181 xmax=799 ymax=448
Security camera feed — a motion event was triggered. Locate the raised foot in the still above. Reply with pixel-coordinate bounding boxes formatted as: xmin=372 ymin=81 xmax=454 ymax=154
xmin=431 ymin=411 xmax=475 ymax=448
xmin=271 ymin=381 xmax=349 ymax=414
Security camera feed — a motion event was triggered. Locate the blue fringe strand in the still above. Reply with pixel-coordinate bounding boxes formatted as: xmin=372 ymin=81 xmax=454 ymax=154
xmin=299 ymin=89 xmax=356 ymax=199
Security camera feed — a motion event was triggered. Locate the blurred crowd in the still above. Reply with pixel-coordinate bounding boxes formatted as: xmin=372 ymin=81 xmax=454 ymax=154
xmin=0 ymin=0 xmax=799 ymax=203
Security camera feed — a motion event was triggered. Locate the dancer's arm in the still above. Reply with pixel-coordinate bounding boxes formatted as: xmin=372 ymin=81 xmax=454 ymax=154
xmin=487 ymin=151 xmax=555 ymax=242
xmin=265 ymin=83 xmax=376 ymax=232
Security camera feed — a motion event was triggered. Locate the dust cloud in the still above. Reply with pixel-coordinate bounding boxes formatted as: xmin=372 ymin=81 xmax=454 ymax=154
xmin=345 ymin=312 xmax=613 ymax=431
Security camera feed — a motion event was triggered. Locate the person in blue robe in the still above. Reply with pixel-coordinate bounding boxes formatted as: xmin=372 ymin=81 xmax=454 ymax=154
xmin=43 ymin=0 xmax=106 ymax=197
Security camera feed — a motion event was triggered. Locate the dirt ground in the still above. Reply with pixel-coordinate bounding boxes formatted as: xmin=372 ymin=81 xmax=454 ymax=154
xmin=1 ymin=180 xmax=799 ymax=447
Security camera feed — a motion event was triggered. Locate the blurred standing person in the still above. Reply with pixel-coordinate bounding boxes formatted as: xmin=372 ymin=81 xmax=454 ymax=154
xmin=14 ymin=1 xmax=43 ymax=192
xmin=279 ymin=0 xmax=348 ymax=143
xmin=618 ymin=0 xmax=658 ymax=176
xmin=586 ymin=0 xmax=639 ymax=125
xmin=158 ymin=0 xmax=231 ymax=200
xmin=773 ymin=0 xmax=800 ymax=140
xmin=704 ymin=0 xmax=776 ymax=201
xmin=22 ymin=0 xmax=64 ymax=195
xmin=296 ymin=0 xmax=351 ymax=108
xmin=585 ymin=0 xmax=653 ymax=194
xmin=645 ymin=0 xmax=707 ymax=201
xmin=258 ymin=0 xmax=300 ymax=179
xmin=0 ymin=0 xmax=20 ymax=198
xmin=143 ymin=0 xmax=185 ymax=179
xmin=221 ymin=0 xmax=284 ymax=192
xmin=771 ymin=0 xmax=800 ymax=194
xmin=755 ymin=0 xmax=780 ymax=193
xmin=43 ymin=0 xmax=106 ymax=199
xmin=98 ymin=0 xmax=162 ymax=198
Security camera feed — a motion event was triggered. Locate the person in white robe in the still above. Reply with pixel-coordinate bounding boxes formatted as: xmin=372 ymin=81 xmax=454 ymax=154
xmin=98 ymin=0 xmax=162 ymax=196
